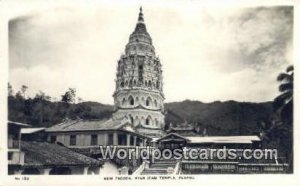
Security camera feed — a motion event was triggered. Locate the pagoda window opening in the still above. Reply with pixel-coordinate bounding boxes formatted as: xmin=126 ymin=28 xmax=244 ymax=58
xmin=122 ymin=98 xmax=126 ymax=106
xmin=148 ymin=80 xmax=152 ymax=87
xmin=154 ymin=100 xmax=157 ymax=107
xmin=138 ymin=62 xmax=144 ymax=82
xmin=146 ymin=116 xmax=152 ymax=125
xmin=120 ymin=81 xmax=124 ymax=88
xmin=129 ymin=79 xmax=133 ymax=87
xmin=139 ymin=64 xmax=143 ymax=70
xmin=156 ymin=81 xmax=160 ymax=89
xmin=155 ymin=118 xmax=159 ymax=126
xmin=130 ymin=55 xmax=134 ymax=63
xmin=129 ymin=115 xmax=134 ymax=124
xmin=146 ymin=97 xmax=152 ymax=106
xmin=129 ymin=96 xmax=134 ymax=106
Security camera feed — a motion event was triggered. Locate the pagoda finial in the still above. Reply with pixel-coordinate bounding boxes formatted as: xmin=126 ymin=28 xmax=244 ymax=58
xmin=138 ymin=6 xmax=144 ymax=22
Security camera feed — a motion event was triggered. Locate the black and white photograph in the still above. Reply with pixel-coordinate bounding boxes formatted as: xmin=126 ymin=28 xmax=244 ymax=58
xmin=1 ymin=0 xmax=299 ymax=185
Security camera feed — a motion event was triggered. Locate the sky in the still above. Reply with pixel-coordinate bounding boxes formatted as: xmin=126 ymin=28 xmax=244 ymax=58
xmin=8 ymin=4 xmax=293 ymax=104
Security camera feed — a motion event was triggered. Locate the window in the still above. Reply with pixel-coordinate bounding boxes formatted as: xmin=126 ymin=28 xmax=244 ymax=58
xmin=130 ymin=136 xmax=134 ymax=146
xmin=50 ymin=136 xmax=56 ymax=143
xmin=146 ymin=97 xmax=152 ymax=106
xmin=108 ymin=134 xmax=114 ymax=145
xmin=155 ymin=119 xmax=159 ymax=126
xmin=118 ymin=134 xmax=126 ymax=145
xmin=70 ymin=135 xmax=76 ymax=146
xmin=91 ymin=135 xmax=98 ymax=146
xmin=129 ymin=115 xmax=134 ymax=124
xmin=129 ymin=96 xmax=134 ymax=105
xmin=8 ymin=152 xmax=13 ymax=160
xmin=146 ymin=116 xmax=152 ymax=125
xmin=139 ymin=65 xmax=143 ymax=70
xmin=122 ymin=98 xmax=126 ymax=106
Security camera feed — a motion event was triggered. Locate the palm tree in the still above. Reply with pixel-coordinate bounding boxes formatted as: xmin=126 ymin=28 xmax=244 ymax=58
xmin=273 ymin=65 xmax=293 ymax=124
xmin=258 ymin=119 xmax=288 ymax=150
xmin=273 ymin=65 xmax=293 ymax=173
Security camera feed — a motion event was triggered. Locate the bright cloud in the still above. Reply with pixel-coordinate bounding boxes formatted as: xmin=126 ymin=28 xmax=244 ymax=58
xmin=9 ymin=5 xmax=293 ymax=104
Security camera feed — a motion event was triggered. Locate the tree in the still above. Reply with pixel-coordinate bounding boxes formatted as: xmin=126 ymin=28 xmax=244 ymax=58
xmin=15 ymin=91 xmax=24 ymax=100
xmin=34 ymin=91 xmax=51 ymax=101
xmin=21 ymin=85 xmax=28 ymax=98
xmin=61 ymin=88 xmax=76 ymax=104
xmin=273 ymin=65 xmax=293 ymax=172
xmin=78 ymin=97 xmax=84 ymax=103
xmin=273 ymin=65 xmax=293 ymax=124
xmin=8 ymin=83 xmax=14 ymax=97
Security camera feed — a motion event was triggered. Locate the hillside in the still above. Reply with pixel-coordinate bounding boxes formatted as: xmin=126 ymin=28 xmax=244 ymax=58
xmin=8 ymin=97 xmax=273 ymax=135
xmin=164 ymin=99 xmax=274 ymax=136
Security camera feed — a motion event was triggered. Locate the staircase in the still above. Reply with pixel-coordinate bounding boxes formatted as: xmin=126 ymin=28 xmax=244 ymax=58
xmin=141 ymin=159 xmax=178 ymax=175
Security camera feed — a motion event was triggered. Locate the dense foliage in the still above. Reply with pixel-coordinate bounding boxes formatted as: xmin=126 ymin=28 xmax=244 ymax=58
xmin=8 ymin=87 xmax=114 ymax=127
xmin=8 ymin=91 xmax=273 ymax=135
xmin=165 ymin=100 xmax=274 ymax=136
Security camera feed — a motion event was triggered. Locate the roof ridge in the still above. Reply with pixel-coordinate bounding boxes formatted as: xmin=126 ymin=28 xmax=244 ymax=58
xmin=61 ymin=120 xmax=80 ymax=129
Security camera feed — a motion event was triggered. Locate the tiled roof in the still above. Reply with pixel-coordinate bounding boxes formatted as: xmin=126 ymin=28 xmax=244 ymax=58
xmin=21 ymin=141 xmax=102 ymax=167
xmin=172 ymin=131 xmax=198 ymax=136
xmin=156 ymin=133 xmax=189 ymax=142
xmin=46 ymin=118 xmax=125 ymax=132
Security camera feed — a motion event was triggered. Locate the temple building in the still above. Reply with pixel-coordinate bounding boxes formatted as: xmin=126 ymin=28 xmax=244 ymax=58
xmin=8 ymin=121 xmax=102 ymax=175
xmin=45 ymin=118 xmax=151 ymax=152
xmin=8 ymin=7 xmax=289 ymax=175
xmin=112 ymin=7 xmax=165 ymax=138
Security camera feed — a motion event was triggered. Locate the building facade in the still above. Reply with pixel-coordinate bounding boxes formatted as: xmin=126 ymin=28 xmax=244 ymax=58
xmin=8 ymin=121 xmax=28 ymax=174
xmin=45 ymin=119 xmax=151 ymax=152
xmin=113 ymin=7 xmax=165 ymax=138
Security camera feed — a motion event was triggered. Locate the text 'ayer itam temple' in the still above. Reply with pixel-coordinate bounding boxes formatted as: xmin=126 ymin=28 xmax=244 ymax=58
xmin=8 ymin=7 xmax=288 ymax=175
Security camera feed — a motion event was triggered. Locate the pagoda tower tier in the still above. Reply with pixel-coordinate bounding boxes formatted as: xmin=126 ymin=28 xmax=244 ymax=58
xmin=112 ymin=7 xmax=165 ymax=137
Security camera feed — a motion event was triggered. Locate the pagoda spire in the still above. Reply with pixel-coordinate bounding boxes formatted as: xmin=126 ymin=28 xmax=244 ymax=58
xmin=132 ymin=6 xmax=148 ymax=35
xmin=138 ymin=6 xmax=144 ymax=23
